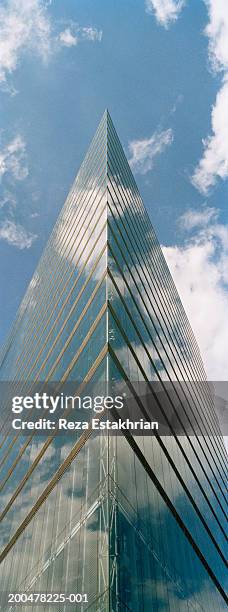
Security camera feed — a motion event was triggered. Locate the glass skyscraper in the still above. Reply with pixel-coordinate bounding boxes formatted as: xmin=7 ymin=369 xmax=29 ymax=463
xmin=0 ymin=111 xmax=227 ymax=611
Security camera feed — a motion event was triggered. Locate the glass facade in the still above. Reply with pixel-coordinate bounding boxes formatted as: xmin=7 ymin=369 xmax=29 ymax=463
xmin=0 ymin=111 xmax=227 ymax=611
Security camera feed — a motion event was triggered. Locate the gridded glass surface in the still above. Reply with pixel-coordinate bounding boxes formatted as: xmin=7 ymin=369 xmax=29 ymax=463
xmin=0 ymin=111 xmax=227 ymax=611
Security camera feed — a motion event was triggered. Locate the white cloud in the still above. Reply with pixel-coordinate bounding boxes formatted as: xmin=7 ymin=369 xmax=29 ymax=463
xmin=0 ymin=219 xmax=37 ymax=249
xmin=0 ymin=190 xmax=17 ymax=210
xmin=0 ymin=0 xmax=52 ymax=84
xmin=163 ymin=208 xmax=228 ymax=380
xmin=59 ymin=28 xmax=77 ymax=48
xmin=204 ymin=0 xmax=228 ymax=72
xmin=0 ymin=135 xmax=28 ymax=182
xmin=145 ymin=1 xmax=228 ymax=194
xmin=0 ymin=1 xmax=102 ymax=86
xmin=179 ymin=205 xmax=219 ymax=230
xmin=128 ymin=128 xmax=173 ymax=174
xmin=81 ymin=27 xmax=102 ymax=42
xmin=145 ymin=0 xmax=185 ymax=29
xmin=192 ymin=80 xmax=228 ymax=194
xmin=0 ymin=81 xmax=18 ymax=96
xmin=0 ymin=135 xmax=34 ymax=249
xmin=192 ymin=2 xmax=228 ymax=194
xmin=59 ymin=25 xmax=102 ymax=48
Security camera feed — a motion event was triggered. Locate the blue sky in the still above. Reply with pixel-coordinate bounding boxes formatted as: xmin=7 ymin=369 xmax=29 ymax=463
xmin=0 ymin=0 xmax=228 ymax=380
